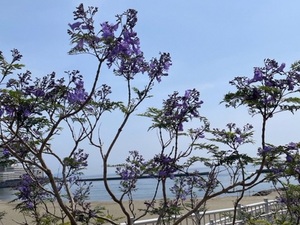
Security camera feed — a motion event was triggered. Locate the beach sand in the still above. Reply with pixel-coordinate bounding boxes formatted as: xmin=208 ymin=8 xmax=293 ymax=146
xmin=0 ymin=191 xmax=279 ymax=225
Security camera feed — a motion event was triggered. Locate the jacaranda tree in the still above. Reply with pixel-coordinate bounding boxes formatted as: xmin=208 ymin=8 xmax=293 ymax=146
xmin=1 ymin=4 xmax=300 ymax=225
xmin=0 ymin=4 xmax=171 ymax=225
xmin=223 ymin=59 xmax=300 ymax=224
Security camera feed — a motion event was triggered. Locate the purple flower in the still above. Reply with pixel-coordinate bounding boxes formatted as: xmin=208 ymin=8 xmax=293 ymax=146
xmin=32 ymin=88 xmax=45 ymax=97
xmin=152 ymin=154 xmax=178 ymax=178
xmin=235 ymin=136 xmax=244 ymax=144
xmin=184 ymin=89 xmax=191 ymax=99
xmin=178 ymin=123 xmax=183 ymax=131
xmin=125 ymin=9 xmax=138 ymax=28
xmin=148 ymin=53 xmax=172 ymax=82
xmin=17 ymin=174 xmax=34 ymax=200
xmin=158 ymin=170 xmax=168 ymax=177
xmin=11 ymin=49 xmax=23 ymax=62
xmin=263 ymin=145 xmax=273 ymax=152
xmin=287 ymin=142 xmax=297 ymax=150
xmin=277 ymin=63 xmax=285 ymax=72
xmin=19 ymin=106 xmax=31 ymax=117
xmin=68 ymin=22 xmax=83 ymax=31
xmin=74 ymin=149 xmax=89 ymax=167
xmin=258 ymin=145 xmax=274 ymax=156
xmin=189 ymin=128 xmax=205 ymax=139
xmin=286 ymin=154 xmax=293 ymax=163
xmin=286 ymin=77 xmax=294 ymax=91
xmin=2 ymin=148 xmax=10 ymax=157
xmin=100 ymin=22 xmax=118 ymax=39
xmin=26 ymin=201 xmax=34 ymax=209
xmin=5 ymin=107 xmax=14 ymax=116
xmin=115 ymin=151 xmax=146 ymax=192
xmin=64 ymin=149 xmax=89 ymax=170
xmin=253 ymin=68 xmax=263 ymax=82
xmin=158 ymin=89 xmax=202 ymax=131
xmin=265 ymin=59 xmax=278 ymax=70
xmin=271 ymin=167 xmax=284 ymax=174
xmin=67 ymin=81 xmax=88 ymax=104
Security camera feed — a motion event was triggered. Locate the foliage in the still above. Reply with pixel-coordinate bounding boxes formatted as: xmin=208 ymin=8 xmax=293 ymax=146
xmin=1 ymin=3 xmax=300 ymax=225
xmin=0 ymin=3 xmax=171 ymax=225
xmin=274 ymin=184 xmax=300 ymax=224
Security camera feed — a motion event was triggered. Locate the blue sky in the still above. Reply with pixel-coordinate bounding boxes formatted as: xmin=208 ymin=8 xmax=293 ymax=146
xmin=1 ymin=1 xmax=300 ymax=175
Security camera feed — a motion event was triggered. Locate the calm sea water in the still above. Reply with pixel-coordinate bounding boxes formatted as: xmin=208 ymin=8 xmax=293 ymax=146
xmin=0 ymin=167 xmax=277 ymax=202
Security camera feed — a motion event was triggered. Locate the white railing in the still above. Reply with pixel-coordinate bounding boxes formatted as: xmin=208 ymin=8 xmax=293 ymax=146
xmin=118 ymin=198 xmax=285 ymax=225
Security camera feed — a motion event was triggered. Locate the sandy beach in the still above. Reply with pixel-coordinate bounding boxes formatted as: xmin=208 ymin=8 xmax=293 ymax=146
xmin=0 ymin=191 xmax=279 ymax=224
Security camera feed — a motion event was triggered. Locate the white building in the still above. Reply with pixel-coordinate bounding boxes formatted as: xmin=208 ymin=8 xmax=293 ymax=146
xmin=0 ymin=149 xmax=43 ymax=183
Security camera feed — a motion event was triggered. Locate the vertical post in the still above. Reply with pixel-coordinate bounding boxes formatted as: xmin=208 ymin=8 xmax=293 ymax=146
xmin=237 ymin=203 xmax=242 ymax=220
xmin=264 ymin=198 xmax=270 ymax=222
xmin=264 ymin=199 xmax=269 ymax=212
xmin=129 ymin=217 xmax=134 ymax=225
xmin=194 ymin=211 xmax=201 ymax=225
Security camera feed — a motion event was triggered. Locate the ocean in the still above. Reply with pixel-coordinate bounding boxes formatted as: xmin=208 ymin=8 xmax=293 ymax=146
xmin=0 ymin=167 xmax=277 ymax=202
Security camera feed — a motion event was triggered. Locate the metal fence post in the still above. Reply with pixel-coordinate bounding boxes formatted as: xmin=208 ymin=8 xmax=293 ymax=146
xmin=237 ymin=203 xmax=242 ymax=220
xmin=264 ymin=198 xmax=271 ymax=222
xmin=264 ymin=199 xmax=269 ymax=214
xmin=130 ymin=217 xmax=134 ymax=225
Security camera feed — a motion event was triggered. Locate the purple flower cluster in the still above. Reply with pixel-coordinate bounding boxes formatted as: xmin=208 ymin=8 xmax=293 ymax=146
xmin=211 ymin=123 xmax=254 ymax=148
xmin=283 ymin=142 xmax=299 ymax=163
xmin=225 ymin=59 xmax=300 ymax=116
xmin=68 ymin=5 xmax=135 ymax=54
xmin=17 ymin=174 xmax=34 ymax=203
xmin=0 ymin=66 xmax=33 ymax=120
xmin=116 ymin=151 xmax=179 ymax=193
xmin=170 ymin=173 xmax=207 ymax=201
xmin=22 ymin=72 xmax=64 ymax=102
xmin=116 ymin=151 xmax=145 ymax=191
xmin=68 ymin=4 xmax=172 ymax=82
xmin=16 ymin=174 xmax=49 ymax=210
xmin=1 ymin=68 xmax=76 ymax=114
xmin=68 ymin=4 xmax=99 ymax=51
xmin=106 ymin=10 xmax=142 ymax=66
xmin=67 ymin=80 xmax=88 ymax=104
xmin=260 ymin=142 xmax=300 ymax=182
xmin=100 ymin=22 xmax=118 ymax=40
xmin=0 ymin=49 xmax=23 ymax=80
xmin=10 ymin=49 xmax=23 ymax=62
xmin=86 ymin=84 xmax=115 ymax=114
xmin=161 ymin=89 xmax=203 ymax=131
xmin=149 ymin=154 xmax=178 ymax=179
xmin=0 ymin=61 xmax=92 ymax=145
xmin=247 ymin=59 xmax=287 ymax=85
xmin=2 ymin=148 xmax=10 ymax=157
xmin=65 ymin=149 xmax=89 ymax=169
xmin=148 ymin=53 xmax=172 ymax=82
xmin=257 ymin=145 xmax=274 ymax=156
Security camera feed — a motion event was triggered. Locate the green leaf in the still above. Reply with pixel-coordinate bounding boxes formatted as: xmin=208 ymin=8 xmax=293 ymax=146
xmin=283 ymin=97 xmax=300 ymax=104
xmin=12 ymin=63 xmax=25 ymax=70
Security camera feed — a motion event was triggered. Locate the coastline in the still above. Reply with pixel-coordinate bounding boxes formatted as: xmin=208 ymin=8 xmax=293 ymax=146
xmin=0 ymin=191 xmax=279 ymax=225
